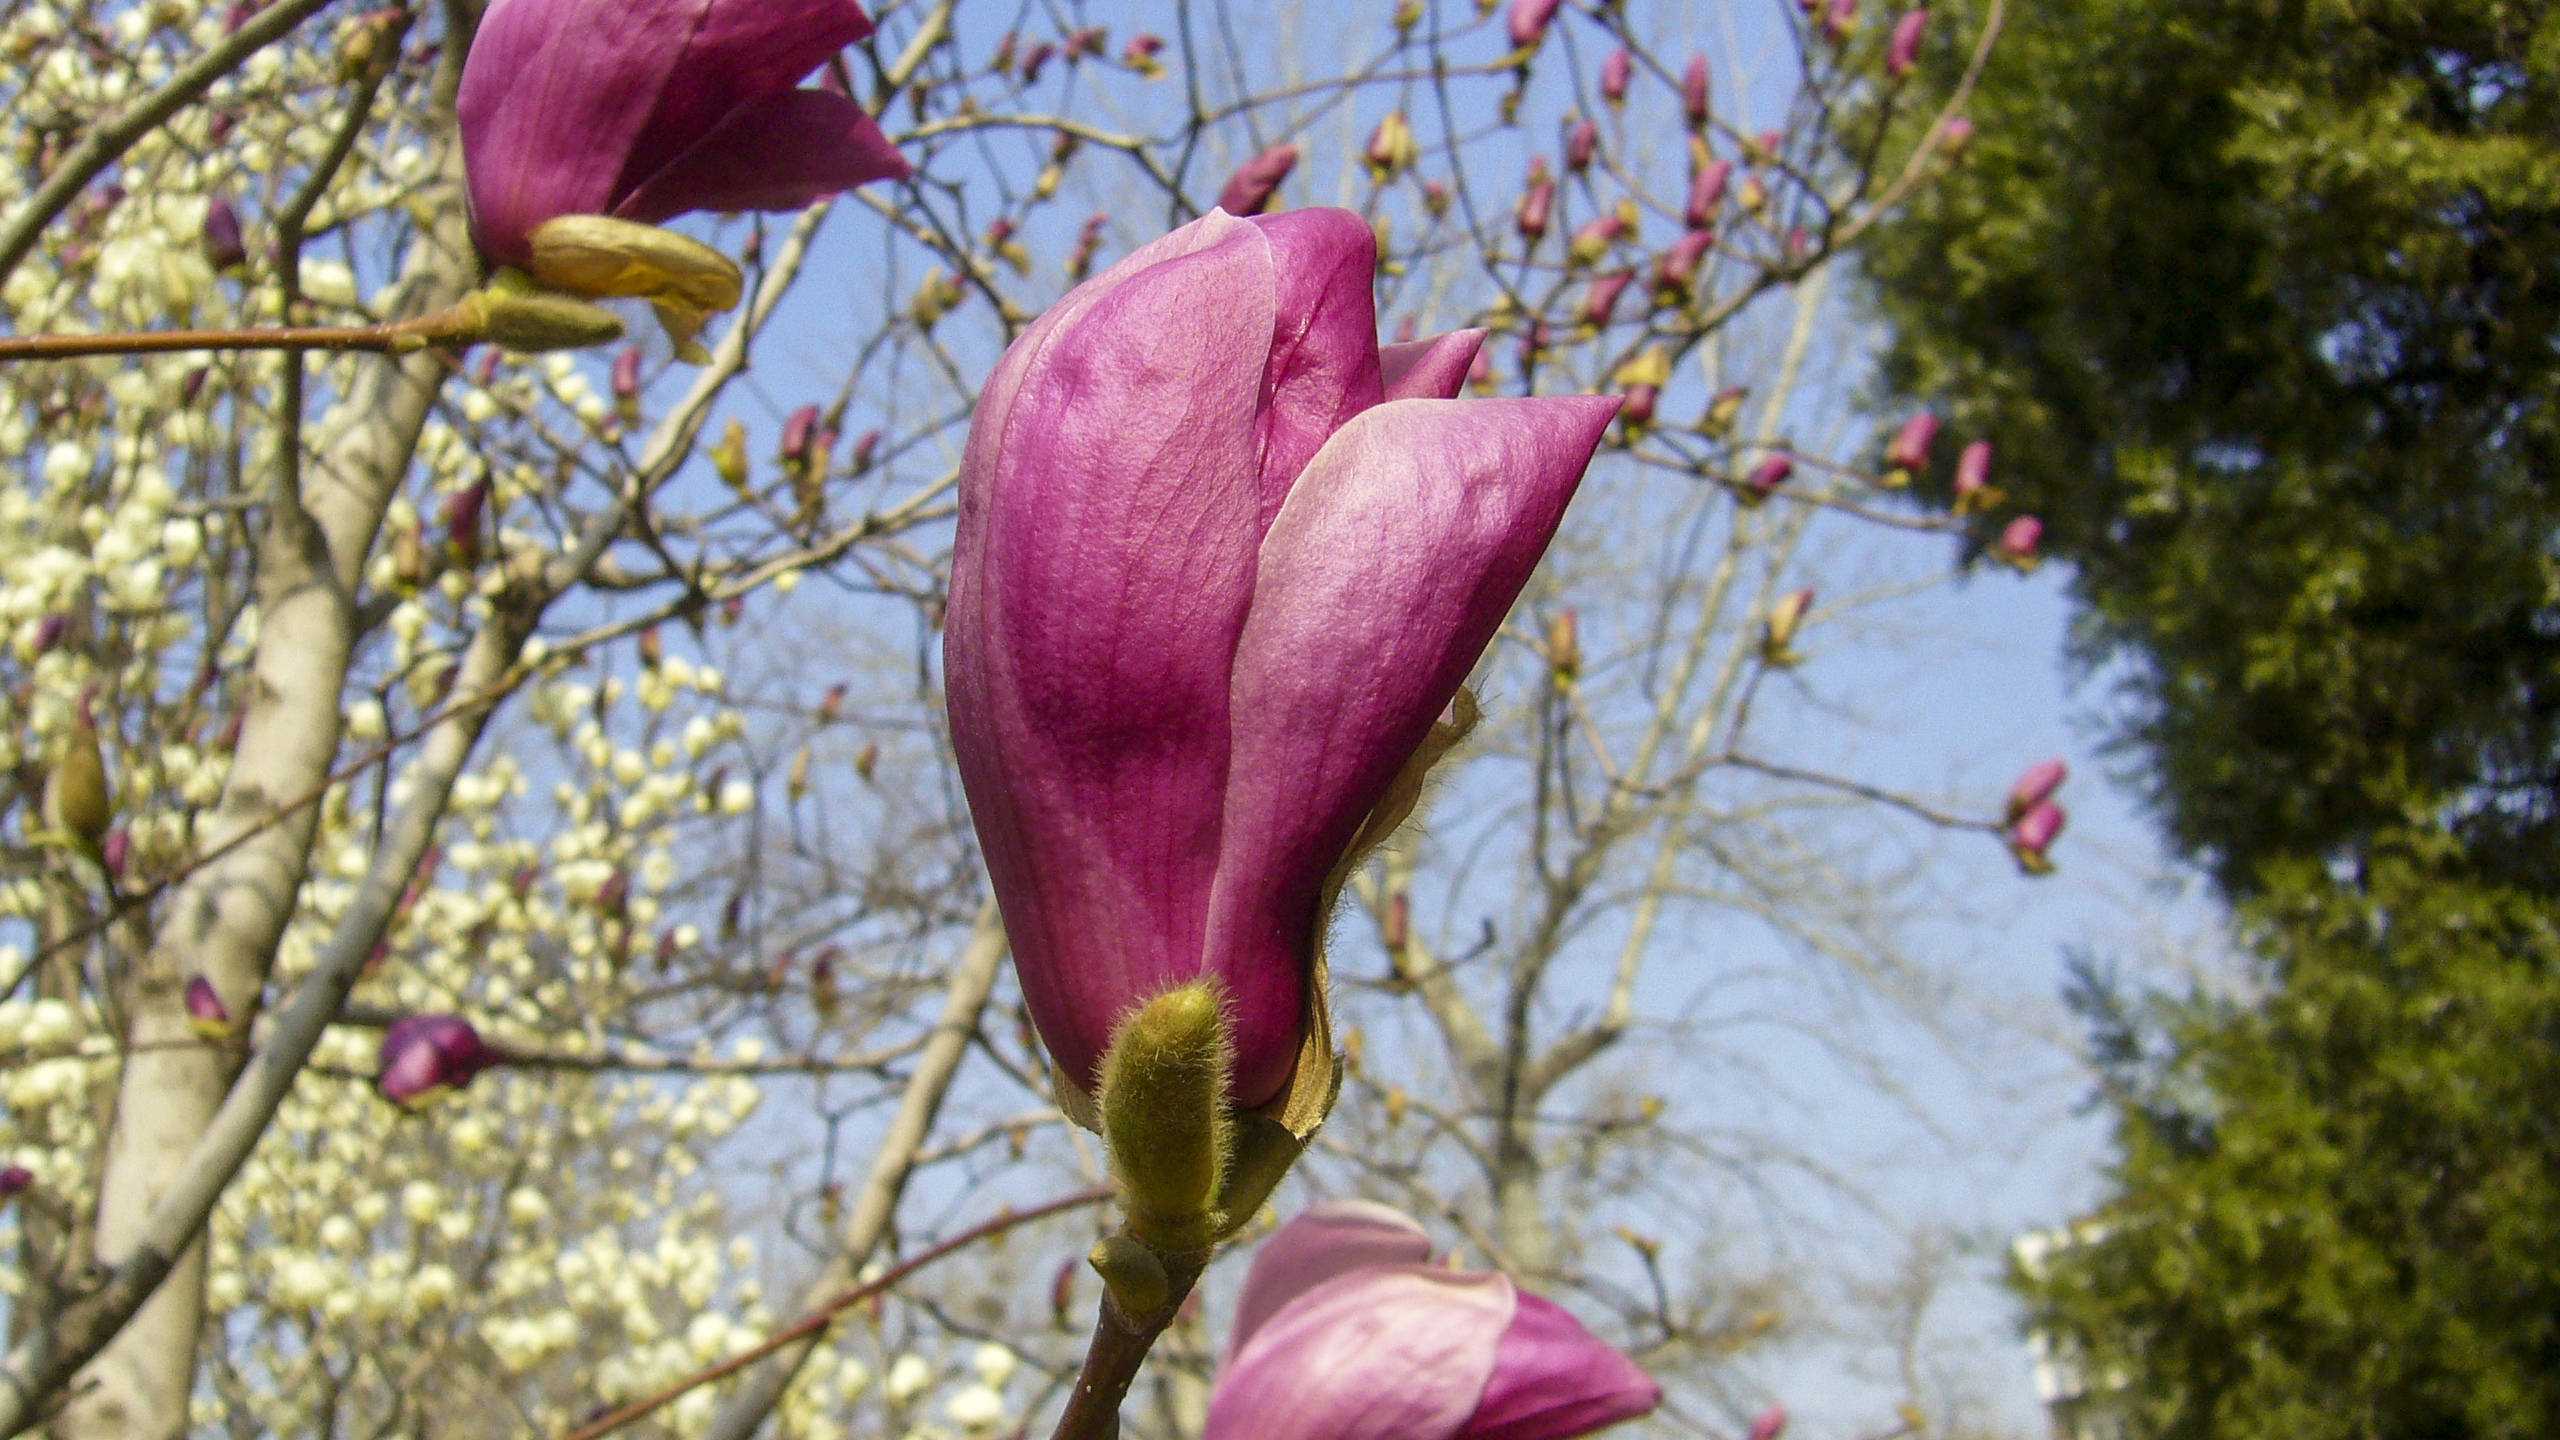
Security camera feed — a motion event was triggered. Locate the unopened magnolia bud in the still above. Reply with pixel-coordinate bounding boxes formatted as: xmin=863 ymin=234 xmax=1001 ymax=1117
xmin=1516 ymin=165 xmax=1555 ymax=242
xmin=1682 ymin=54 xmax=1709 ymax=128
xmin=1703 ymin=385 xmax=1748 ymax=437
xmin=460 ymin=273 xmax=626 ymax=353
xmin=1097 ymin=981 xmax=1234 ymax=1252
xmin=1952 ymin=439 xmax=2003 ymax=513
xmin=611 ymin=344 xmax=643 ymax=422
xmin=1423 ymin=179 xmax=1452 ymax=218
xmin=1122 ymin=32 xmax=1165 ymax=75
xmin=378 ymin=1014 xmax=498 ymax=1108
xmin=1882 ymin=410 xmax=1938 ymax=482
xmin=1508 ymin=0 xmax=1561 ymax=51
xmin=43 ymin=695 xmax=111 ymax=861
xmin=1568 ymin=215 xmax=1624 ymax=268
xmin=2006 ymin=758 xmax=2067 ymax=822
xmin=1050 ymin=1254 xmax=1080 ymax=1327
xmin=1579 ymin=270 xmax=1632 ymax=329
xmin=1217 ymin=144 xmax=1300 ymax=217
xmin=1366 ymin=112 xmax=1419 ymax=180
xmin=1996 ymin=514 xmax=2044 ymax=570
xmin=1940 ymin=115 xmax=1976 ymax=156
xmin=637 ymin=624 xmax=662 ymax=669
xmin=1547 ymin=609 xmax=1581 ymax=685
xmin=1384 ymin=891 xmax=1410 ymax=951
xmin=1744 ymin=453 xmax=1793 ymax=504
xmin=2009 ymin=800 xmax=2065 ymax=874
xmin=101 ymin=828 xmax=129 ymax=882
xmin=1021 ymin=39 xmax=1054 ymax=84
xmin=203 ymin=196 xmax=247 ymax=271
xmin=1824 ymin=0 xmax=1860 ymax=41
xmin=1687 ymin=159 xmax=1733 ymax=229
xmin=712 ymin=418 xmax=751 ymax=492
xmin=185 ymin=975 xmax=237 ymax=1038
xmin=1566 ymin=118 xmax=1599 ymax=173
xmin=1738 ymin=173 xmax=1769 ymax=214
xmin=522 ymin=214 xmax=744 ymax=362
xmin=1601 ymin=46 xmax=1632 ymax=104
xmin=1748 ymin=1404 xmax=1790 ymax=1440
xmin=441 ymin=479 xmax=489 ymax=561
xmin=1763 ymin=587 xmax=1813 ymax=665
xmin=1887 ymin=8 xmax=1927 ymax=75
xmin=1655 ymin=230 xmax=1714 ymax=297
xmin=782 ymin=404 xmax=820 ymax=468
xmin=0 ymin=1165 xmax=30 ymax=1199
xmin=853 ymin=741 xmax=879 ymax=781
xmin=1089 ymin=1235 xmax=1170 ymax=1316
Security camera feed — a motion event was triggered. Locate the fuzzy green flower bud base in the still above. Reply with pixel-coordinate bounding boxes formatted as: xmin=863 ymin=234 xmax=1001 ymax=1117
xmin=1098 ymin=981 xmax=1236 ymax=1254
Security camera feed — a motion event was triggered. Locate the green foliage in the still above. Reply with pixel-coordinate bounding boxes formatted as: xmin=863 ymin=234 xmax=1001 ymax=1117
xmin=1864 ymin=0 xmax=2560 ymax=892
xmin=2027 ymin=834 xmax=2560 ymax=1439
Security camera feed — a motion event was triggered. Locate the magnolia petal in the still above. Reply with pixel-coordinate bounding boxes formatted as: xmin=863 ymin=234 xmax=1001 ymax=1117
xmin=944 ymin=220 xmax=1280 ymax=1096
xmin=1225 ymin=1201 xmax=1435 ymax=1362
xmin=1203 ymin=1267 xmax=1515 ymax=1440
xmin=614 ymin=0 xmax=877 ymax=194
xmin=457 ymin=0 xmax=704 ymax=264
xmin=1380 ymin=329 xmax=1489 ymax=401
xmin=1456 ymin=1292 xmax=1662 ymax=1440
xmin=615 ymin=88 xmax=909 ymax=224
xmin=1204 ymin=395 xmax=1617 ymax=1104
xmin=1244 ymin=210 xmax=1384 ymax=530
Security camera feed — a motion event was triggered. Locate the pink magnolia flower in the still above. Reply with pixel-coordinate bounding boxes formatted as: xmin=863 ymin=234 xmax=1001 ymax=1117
xmin=1565 ymin=119 xmax=1599 ymax=174
xmin=1579 ymin=271 xmax=1633 ymax=329
xmin=1883 ymin=411 xmax=1938 ymax=473
xmin=455 ymin=0 xmax=911 ymax=269
xmin=1997 ymin=513 xmax=2044 ymax=568
xmin=1686 ymin=159 xmax=1733 ymax=229
xmin=2010 ymin=799 xmax=2067 ymax=874
xmin=1682 ymin=54 xmax=1710 ymax=128
xmin=1886 ymin=8 xmax=1928 ymax=76
xmin=1517 ymin=166 xmax=1557 ymax=242
xmin=1219 ymin=144 xmax=1302 ymax=217
xmin=1745 ymin=453 xmax=1794 ymax=503
xmin=378 ymin=1015 xmax=499 ymax=1108
xmin=944 ymin=210 xmax=1617 ymax=1107
xmin=1951 ymin=437 xmax=2001 ymax=513
xmin=184 ymin=975 xmax=236 ymax=1038
xmin=2006 ymin=757 xmax=2067 ymax=822
xmin=1600 ymin=47 xmax=1632 ymax=105
xmin=1653 ymin=229 xmax=1714 ymax=295
xmin=1509 ymin=0 xmax=1564 ymax=51
xmin=1206 ymin=1202 xmax=1660 ymax=1440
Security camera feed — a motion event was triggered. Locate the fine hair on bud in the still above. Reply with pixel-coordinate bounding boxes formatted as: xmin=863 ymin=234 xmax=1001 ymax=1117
xmin=1098 ymin=980 xmax=1236 ymax=1253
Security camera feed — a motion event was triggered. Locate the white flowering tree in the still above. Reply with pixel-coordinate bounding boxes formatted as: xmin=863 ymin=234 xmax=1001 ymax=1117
xmin=0 ymin=1 xmax=2038 ymax=1438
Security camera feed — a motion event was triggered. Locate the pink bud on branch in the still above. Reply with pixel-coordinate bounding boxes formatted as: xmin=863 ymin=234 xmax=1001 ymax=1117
xmin=2010 ymin=800 xmax=2067 ymax=875
xmin=1219 ymin=144 xmax=1301 ymax=216
xmin=2006 ymin=758 xmax=2067 ymax=823
xmin=1886 ymin=8 xmax=1928 ymax=76
xmin=378 ymin=1014 xmax=499 ymax=1108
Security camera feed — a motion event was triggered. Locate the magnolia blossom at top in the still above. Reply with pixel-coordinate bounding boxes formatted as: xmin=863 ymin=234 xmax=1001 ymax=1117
xmin=1204 ymin=1202 xmax=1659 ymax=1440
xmin=944 ymin=208 xmax=1617 ymax=1107
xmin=455 ymin=0 xmax=911 ymax=268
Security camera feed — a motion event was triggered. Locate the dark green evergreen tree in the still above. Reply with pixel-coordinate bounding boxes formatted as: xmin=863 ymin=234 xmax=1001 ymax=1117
xmin=1864 ymin=0 xmax=2560 ymax=893
xmin=2026 ymin=834 xmax=2560 ymax=1439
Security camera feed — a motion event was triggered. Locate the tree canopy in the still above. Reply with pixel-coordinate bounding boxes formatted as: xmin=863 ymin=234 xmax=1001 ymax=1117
xmin=1865 ymin=0 xmax=2560 ymax=893
xmin=2027 ymin=833 xmax=2560 ymax=1439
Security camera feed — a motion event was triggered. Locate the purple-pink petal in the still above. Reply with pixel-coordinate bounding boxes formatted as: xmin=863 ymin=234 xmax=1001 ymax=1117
xmin=1381 ymin=330 xmax=1490 ymax=401
xmin=1225 ymin=1201 xmax=1436 ymax=1361
xmin=378 ymin=1014 xmax=496 ymax=1106
xmin=457 ymin=0 xmax=896 ymax=266
xmin=614 ymin=0 xmax=876 ymax=193
xmin=1457 ymin=1292 xmax=1663 ymax=1440
xmin=1203 ymin=395 xmax=1617 ymax=1102
xmin=945 ymin=220 xmax=1279 ymax=1097
xmin=1205 ymin=1266 xmax=1516 ymax=1440
xmin=613 ymin=88 xmax=909 ymax=224
xmin=1247 ymin=211 xmax=1386 ymax=529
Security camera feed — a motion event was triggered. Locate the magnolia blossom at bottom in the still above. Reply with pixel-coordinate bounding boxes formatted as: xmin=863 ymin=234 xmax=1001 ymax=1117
xmin=1206 ymin=1202 xmax=1659 ymax=1440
